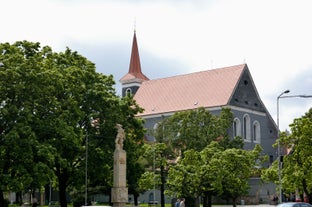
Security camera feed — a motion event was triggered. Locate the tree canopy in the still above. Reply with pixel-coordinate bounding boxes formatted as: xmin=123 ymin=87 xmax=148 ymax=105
xmin=143 ymin=107 xmax=244 ymax=207
xmin=162 ymin=107 xmax=243 ymax=153
xmin=166 ymin=141 xmax=263 ymax=207
xmin=280 ymin=108 xmax=312 ymax=203
xmin=261 ymin=108 xmax=312 ymax=204
xmin=0 ymin=41 xmax=145 ymax=207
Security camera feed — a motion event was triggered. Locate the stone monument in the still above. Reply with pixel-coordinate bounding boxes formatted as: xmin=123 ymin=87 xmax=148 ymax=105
xmin=111 ymin=124 xmax=128 ymax=207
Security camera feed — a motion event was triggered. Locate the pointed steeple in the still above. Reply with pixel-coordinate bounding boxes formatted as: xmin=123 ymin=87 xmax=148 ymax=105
xmin=129 ymin=31 xmax=143 ymax=76
xmin=120 ymin=31 xmax=149 ymax=84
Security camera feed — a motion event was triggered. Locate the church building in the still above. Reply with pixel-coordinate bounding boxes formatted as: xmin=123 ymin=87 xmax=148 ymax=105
xmin=120 ymin=31 xmax=277 ymax=204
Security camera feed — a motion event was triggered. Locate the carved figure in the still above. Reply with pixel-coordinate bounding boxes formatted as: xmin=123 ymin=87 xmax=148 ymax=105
xmin=115 ymin=124 xmax=125 ymax=150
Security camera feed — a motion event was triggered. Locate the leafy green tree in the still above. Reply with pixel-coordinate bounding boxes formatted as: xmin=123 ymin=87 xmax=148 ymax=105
xmin=166 ymin=149 xmax=202 ymax=207
xmin=138 ymin=141 xmax=168 ymax=207
xmin=261 ymin=160 xmax=278 ymax=185
xmin=166 ymin=142 xmax=263 ymax=207
xmin=138 ymin=144 xmax=162 ymax=202
xmin=164 ymin=107 xmax=243 ymax=153
xmin=166 ymin=142 xmax=224 ymax=207
xmin=84 ymin=94 xmax=145 ymax=204
xmin=0 ymin=41 xmax=56 ymax=207
xmin=152 ymin=119 xmax=180 ymax=207
xmin=0 ymin=41 xmax=145 ymax=207
xmin=211 ymin=144 xmax=264 ymax=207
xmin=278 ymin=108 xmax=312 ymax=203
xmin=124 ymin=115 xmax=146 ymax=207
xmin=154 ymin=107 xmax=242 ymax=207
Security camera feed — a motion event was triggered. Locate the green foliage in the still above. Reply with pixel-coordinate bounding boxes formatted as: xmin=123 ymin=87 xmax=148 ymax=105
xmin=261 ymin=160 xmax=278 ymax=184
xmin=138 ymin=142 xmax=167 ymax=189
xmin=278 ymin=108 xmax=312 ymax=202
xmin=212 ymin=145 xmax=263 ymax=201
xmin=151 ymin=107 xmax=244 ymax=207
xmin=166 ymin=141 xmax=264 ymax=205
xmin=138 ymin=171 xmax=161 ymax=191
xmin=0 ymin=41 xmax=145 ymax=207
xmin=161 ymin=107 xmax=243 ymax=154
xmin=166 ymin=142 xmax=223 ymax=198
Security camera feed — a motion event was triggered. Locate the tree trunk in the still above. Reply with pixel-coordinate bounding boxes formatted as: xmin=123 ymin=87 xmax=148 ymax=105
xmin=207 ymin=193 xmax=212 ymax=207
xmin=185 ymin=196 xmax=197 ymax=207
xmin=203 ymin=193 xmax=208 ymax=207
xmin=202 ymin=191 xmax=212 ymax=207
xmin=160 ymin=165 xmax=165 ymax=207
xmin=0 ymin=190 xmax=6 ymax=207
xmin=16 ymin=191 xmax=22 ymax=204
xmin=134 ymin=192 xmax=139 ymax=206
xmin=232 ymin=197 xmax=237 ymax=207
xmin=58 ymin=172 xmax=69 ymax=207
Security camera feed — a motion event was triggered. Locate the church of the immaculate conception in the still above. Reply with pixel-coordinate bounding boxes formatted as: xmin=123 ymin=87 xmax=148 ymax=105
xmin=120 ymin=31 xmax=278 ymax=204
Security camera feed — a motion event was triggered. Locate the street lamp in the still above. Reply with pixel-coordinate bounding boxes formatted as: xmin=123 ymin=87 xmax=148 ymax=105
xmin=85 ymin=134 xmax=88 ymax=206
xmin=151 ymin=135 xmax=157 ymax=207
xmin=277 ymin=89 xmax=290 ymax=203
xmin=277 ymin=90 xmax=312 ymax=203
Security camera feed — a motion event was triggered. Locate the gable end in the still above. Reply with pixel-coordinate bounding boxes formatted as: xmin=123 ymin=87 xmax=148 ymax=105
xmin=229 ymin=66 xmax=266 ymax=112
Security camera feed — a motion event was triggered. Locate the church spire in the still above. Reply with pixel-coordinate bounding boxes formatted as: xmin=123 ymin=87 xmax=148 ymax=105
xmin=120 ymin=30 xmax=149 ymax=97
xmin=128 ymin=31 xmax=149 ymax=80
xmin=120 ymin=31 xmax=149 ymax=84
xmin=129 ymin=31 xmax=142 ymax=76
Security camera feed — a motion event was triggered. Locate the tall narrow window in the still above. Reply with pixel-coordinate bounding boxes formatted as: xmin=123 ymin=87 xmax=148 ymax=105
xmin=153 ymin=123 xmax=159 ymax=137
xmin=253 ymin=121 xmax=261 ymax=143
xmin=233 ymin=118 xmax=241 ymax=137
xmin=243 ymin=114 xmax=251 ymax=141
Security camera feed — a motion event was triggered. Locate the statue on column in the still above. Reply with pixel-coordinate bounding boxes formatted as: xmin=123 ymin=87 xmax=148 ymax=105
xmin=112 ymin=123 xmax=128 ymax=207
xmin=115 ymin=124 xmax=125 ymax=150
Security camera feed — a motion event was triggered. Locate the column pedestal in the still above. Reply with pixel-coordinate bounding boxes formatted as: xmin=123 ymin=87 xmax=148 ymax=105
xmin=111 ymin=149 xmax=128 ymax=207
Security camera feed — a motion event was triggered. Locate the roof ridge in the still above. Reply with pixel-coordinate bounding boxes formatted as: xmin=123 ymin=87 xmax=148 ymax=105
xmin=145 ymin=63 xmax=246 ymax=83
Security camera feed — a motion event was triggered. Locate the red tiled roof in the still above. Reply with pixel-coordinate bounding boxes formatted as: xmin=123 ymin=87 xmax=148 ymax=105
xmin=134 ymin=64 xmax=246 ymax=117
xmin=120 ymin=32 xmax=149 ymax=83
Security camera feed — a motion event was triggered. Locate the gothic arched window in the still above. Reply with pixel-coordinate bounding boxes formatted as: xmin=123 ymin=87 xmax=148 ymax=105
xmin=233 ymin=118 xmax=241 ymax=137
xmin=243 ymin=114 xmax=251 ymax=141
xmin=253 ymin=121 xmax=261 ymax=143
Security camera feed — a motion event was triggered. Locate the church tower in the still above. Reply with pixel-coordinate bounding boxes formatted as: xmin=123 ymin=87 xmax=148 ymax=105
xmin=120 ymin=31 xmax=149 ymax=97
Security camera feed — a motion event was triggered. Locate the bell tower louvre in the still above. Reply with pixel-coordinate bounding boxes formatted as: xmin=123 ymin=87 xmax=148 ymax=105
xmin=120 ymin=31 xmax=149 ymax=97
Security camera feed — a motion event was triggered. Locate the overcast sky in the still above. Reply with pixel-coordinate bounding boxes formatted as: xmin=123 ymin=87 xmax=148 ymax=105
xmin=1 ymin=0 xmax=311 ymax=131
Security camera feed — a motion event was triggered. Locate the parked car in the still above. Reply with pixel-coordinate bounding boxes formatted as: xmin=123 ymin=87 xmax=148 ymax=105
xmin=276 ymin=202 xmax=312 ymax=207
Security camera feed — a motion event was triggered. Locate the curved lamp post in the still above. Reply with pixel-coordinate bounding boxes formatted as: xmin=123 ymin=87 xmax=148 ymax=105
xmin=277 ymin=90 xmax=290 ymax=203
xmin=277 ymin=90 xmax=312 ymax=203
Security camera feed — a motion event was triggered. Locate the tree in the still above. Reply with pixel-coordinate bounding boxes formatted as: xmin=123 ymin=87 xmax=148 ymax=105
xmin=84 ymin=94 xmax=145 ymax=205
xmin=279 ymin=108 xmax=312 ymax=203
xmin=163 ymin=107 xmax=243 ymax=153
xmin=166 ymin=142 xmax=224 ymax=207
xmin=210 ymin=144 xmax=264 ymax=207
xmin=155 ymin=107 xmax=243 ymax=207
xmin=124 ymin=111 xmax=146 ymax=207
xmin=166 ymin=149 xmax=202 ymax=207
xmin=138 ymin=143 xmax=162 ymax=201
xmin=166 ymin=142 xmax=263 ymax=207
xmin=0 ymin=41 xmax=56 ymax=207
xmin=139 ymin=107 xmax=242 ymax=207
xmin=0 ymin=41 xmax=145 ymax=207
